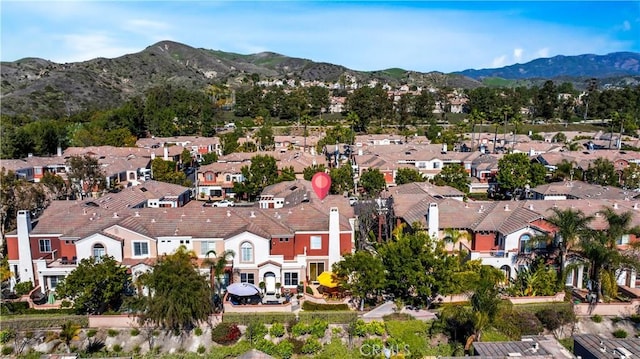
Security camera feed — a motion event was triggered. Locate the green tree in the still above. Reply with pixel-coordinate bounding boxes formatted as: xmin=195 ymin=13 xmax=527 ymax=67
xmin=302 ymin=164 xmax=327 ymax=181
xmin=278 ymin=166 xmax=296 ymax=182
xmin=345 ymin=85 xmax=392 ymax=132
xmin=180 ymin=149 xmax=193 ymax=169
xmin=432 ymin=164 xmax=470 ymax=193
xmin=234 ymin=155 xmax=280 ymax=201
xmin=138 ymin=246 xmax=213 ymax=332
xmin=58 ymin=322 xmax=81 ymax=353
xmin=333 ymin=251 xmax=386 ymax=311
xmin=470 ymin=266 xmax=504 ymax=341
xmin=202 ymin=250 xmax=235 ymax=297
xmin=359 ymin=168 xmax=386 ymax=197
xmin=622 ymin=163 xmax=640 ymax=190
xmin=254 ymin=123 xmax=275 ymax=151
xmin=395 ymin=168 xmax=425 ymax=185
xmin=534 ymin=80 xmax=559 ymax=119
xmin=66 ymin=155 xmax=106 ymax=198
xmin=496 ymin=153 xmax=546 ymax=197
xmin=584 ymin=157 xmax=617 ymax=186
xmin=151 ymin=158 xmax=191 ymax=187
xmin=412 ymin=90 xmax=436 ymax=122
xmin=40 ymin=172 xmax=67 ymax=200
xmin=55 ymin=256 xmax=129 ymax=314
xmin=221 ymin=128 xmax=243 ymax=155
xmin=0 ymin=169 xmax=48 ymax=237
xmin=329 ymin=164 xmax=354 ymax=195
xmin=200 ymin=152 xmax=218 ymax=166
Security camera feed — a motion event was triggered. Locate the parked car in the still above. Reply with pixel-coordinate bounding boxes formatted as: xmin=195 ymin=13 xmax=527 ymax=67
xmin=213 ymin=200 xmax=235 ymax=207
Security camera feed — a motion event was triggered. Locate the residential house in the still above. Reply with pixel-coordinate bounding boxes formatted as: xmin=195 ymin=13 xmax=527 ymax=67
xmin=196 ymin=162 xmax=245 ymax=200
xmin=573 ymin=334 xmax=640 ymax=359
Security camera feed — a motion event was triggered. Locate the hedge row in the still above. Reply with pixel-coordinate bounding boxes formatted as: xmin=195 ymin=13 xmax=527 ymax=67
xmin=222 ymin=313 xmax=296 ymax=326
xmin=302 ymin=301 xmax=349 ymax=311
xmin=298 ymin=311 xmax=358 ymax=324
xmin=1 ymin=315 xmax=88 ymax=330
xmin=1 ymin=301 xmax=77 ymax=316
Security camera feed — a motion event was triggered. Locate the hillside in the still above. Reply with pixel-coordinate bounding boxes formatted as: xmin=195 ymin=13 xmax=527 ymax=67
xmin=1 ymin=41 xmax=638 ymax=119
xmin=457 ymin=52 xmax=640 ymax=80
xmin=0 ymin=40 xmax=482 ymax=118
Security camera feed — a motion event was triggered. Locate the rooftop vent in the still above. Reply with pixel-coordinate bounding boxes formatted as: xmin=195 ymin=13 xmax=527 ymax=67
xmin=614 ymin=203 xmax=619 ymax=209
xmin=504 ymin=205 xmax=510 ymax=211
xmin=227 ymin=210 xmax=231 ymax=217
xmin=112 ymin=212 xmax=118 ymax=218
xmin=134 ymin=211 xmax=140 ymax=217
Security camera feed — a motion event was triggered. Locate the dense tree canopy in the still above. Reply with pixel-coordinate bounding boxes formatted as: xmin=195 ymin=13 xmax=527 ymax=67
xmin=432 ymin=164 xmax=470 ymax=193
xmin=332 ymin=251 xmax=386 ymax=310
xmin=66 ymin=155 xmax=106 ymax=197
xmin=395 ymin=168 xmax=425 ymax=185
xmin=495 ymin=153 xmax=546 ymax=198
xmin=137 ymin=247 xmax=213 ymax=332
xmin=345 ymin=85 xmax=393 ymax=132
xmin=55 ymin=256 xmax=130 ymax=314
xmin=234 ymin=155 xmax=280 ymax=201
xmin=359 ymin=168 xmax=386 ymax=196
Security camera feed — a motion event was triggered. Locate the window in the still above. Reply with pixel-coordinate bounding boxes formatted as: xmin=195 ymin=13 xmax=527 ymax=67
xmin=433 ymin=162 xmax=440 ymax=169
xmin=50 ymin=276 xmax=60 ymax=289
xmin=617 ymin=234 xmax=630 ymax=245
xmin=284 ymin=272 xmax=299 ymax=286
xmin=226 ymin=175 xmax=231 ymax=182
xmin=279 ymin=238 xmax=289 ymax=242
xmin=308 ymin=262 xmax=325 ymax=281
xmin=133 ymin=242 xmax=149 ymax=256
xmin=206 ymin=173 xmax=214 ymax=181
xmin=240 ymin=273 xmax=254 ymax=284
xmin=93 ymin=243 xmax=106 ymax=259
xmin=39 ymin=239 xmax=52 ymax=253
xmin=310 ymin=236 xmax=322 ymax=250
xmin=201 ymin=241 xmax=216 ymax=255
xmin=519 ymin=234 xmax=531 ymax=254
xmin=241 ymin=242 xmax=253 ymax=262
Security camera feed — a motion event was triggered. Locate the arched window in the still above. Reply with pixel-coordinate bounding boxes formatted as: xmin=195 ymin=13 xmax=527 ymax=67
xmin=93 ymin=243 xmax=106 ymax=259
xmin=519 ymin=234 xmax=531 ymax=254
xmin=226 ymin=175 xmax=231 ymax=182
xmin=240 ymin=242 xmax=253 ymax=262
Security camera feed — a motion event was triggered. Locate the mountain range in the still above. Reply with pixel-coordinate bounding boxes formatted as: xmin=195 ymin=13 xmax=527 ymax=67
xmin=1 ymin=40 xmax=639 ymax=118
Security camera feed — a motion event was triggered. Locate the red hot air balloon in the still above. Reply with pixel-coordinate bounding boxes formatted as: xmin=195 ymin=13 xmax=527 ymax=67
xmin=311 ymin=172 xmax=331 ymax=200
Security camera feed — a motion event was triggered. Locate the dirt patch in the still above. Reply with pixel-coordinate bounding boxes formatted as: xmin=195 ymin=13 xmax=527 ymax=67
xmin=573 ymin=317 xmax=639 ymax=339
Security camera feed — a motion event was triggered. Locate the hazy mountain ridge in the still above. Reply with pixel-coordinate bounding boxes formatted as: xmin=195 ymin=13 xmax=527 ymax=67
xmin=1 ymin=40 xmax=638 ymax=118
xmin=457 ymin=52 xmax=640 ymax=80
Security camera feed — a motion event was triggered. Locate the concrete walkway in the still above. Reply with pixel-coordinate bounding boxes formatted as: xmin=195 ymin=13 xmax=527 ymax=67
xmin=361 ymin=301 xmax=437 ymax=322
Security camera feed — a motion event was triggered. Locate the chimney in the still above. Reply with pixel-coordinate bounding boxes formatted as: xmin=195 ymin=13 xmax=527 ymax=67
xmin=328 ymin=207 xmax=341 ymax=270
xmin=442 ymin=143 xmax=447 ymax=154
xmin=151 ymin=152 xmax=156 ymax=160
xmin=427 ymin=203 xmax=439 ymax=239
xmin=163 ymin=145 xmax=169 ymax=161
xmin=57 ymin=146 xmax=62 ymax=157
xmin=17 ymin=210 xmax=35 ymax=285
xmin=28 ymin=153 xmax=33 ymax=158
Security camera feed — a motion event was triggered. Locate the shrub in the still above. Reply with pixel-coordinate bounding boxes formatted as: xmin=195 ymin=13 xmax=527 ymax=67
xmin=246 ymin=322 xmax=268 ymax=343
xmin=631 ymin=314 xmax=640 ymax=324
xmin=194 ymin=327 xmax=203 ymax=336
xmin=269 ymin=322 xmax=285 ymax=337
xmin=612 ymin=317 xmax=623 ymax=324
xmin=255 ymin=339 xmax=277 ymax=356
xmin=302 ymin=301 xmax=349 ymax=311
xmin=1 ymin=346 xmax=14 ymax=356
xmin=211 ymin=322 xmax=241 ymax=345
xmin=613 ymin=329 xmax=628 ymax=338
xmin=0 ymin=301 xmax=29 ymax=315
xmin=288 ymin=338 xmax=306 ymax=354
xmin=277 ymin=340 xmax=294 ymax=359
xmin=349 ymin=319 xmax=368 ymax=337
xmin=592 ymin=315 xmax=603 ymax=323
xmin=298 ymin=311 xmax=358 ymax=324
xmin=535 ymin=307 xmax=575 ymax=332
xmin=107 ymin=329 xmax=119 ymax=337
xmin=0 ymin=329 xmax=16 ymax=344
xmin=223 ymin=312 xmax=295 ymax=326
xmin=112 ymin=344 xmax=122 ymax=353
xmin=301 ymin=338 xmax=322 ymax=354
xmin=133 ymin=345 xmax=141 ymax=354
xmin=309 ymin=320 xmax=328 ymax=339
xmin=130 ymin=328 xmax=140 ymax=336
xmin=86 ymin=329 xmax=98 ymax=338
xmin=291 ymin=322 xmax=311 ymax=337
xmin=197 ymin=345 xmax=206 ymax=354
xmin=383 ymin=313 xmax=413 ymax=321
xmin=305 ymin=286 xmax=314 ymax=295
xmin=15 ymin=281 xmax=34 ymax=296
xmin=366 ymin=321 xmax=385 ymax=336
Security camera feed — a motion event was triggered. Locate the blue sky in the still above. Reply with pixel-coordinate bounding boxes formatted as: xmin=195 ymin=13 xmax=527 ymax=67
xmin=1 ymin=1 xmax=639 ymax=73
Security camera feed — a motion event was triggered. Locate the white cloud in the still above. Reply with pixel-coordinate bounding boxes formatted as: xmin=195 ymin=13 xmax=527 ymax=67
xmin=54 ymin=33 xmax=142 ymax=63
xmin=535 ymin=48 xmax=550 ymax=58
xmin=492 ymin=55 xmax=508 ymax=68
xmin=513 ymin=48 xmax=524 ymax=62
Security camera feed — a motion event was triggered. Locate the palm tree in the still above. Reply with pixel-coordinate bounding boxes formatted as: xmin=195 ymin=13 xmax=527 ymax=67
xmin=58 ymin=321 xmax=81 ymax=353
xmin=202 ymin=250 xmax=235 ymax=296
xmin=545 ymin=207 xmax=593 ymax=286
xmin=578 ymin=209 xmax=640 ymax=302
xmin=443 ymin=228 xmax=470 ymax=253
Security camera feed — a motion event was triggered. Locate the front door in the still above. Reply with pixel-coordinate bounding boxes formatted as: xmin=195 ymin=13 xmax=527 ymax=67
xmin=265 ymin=272 xmax=276 ymax=294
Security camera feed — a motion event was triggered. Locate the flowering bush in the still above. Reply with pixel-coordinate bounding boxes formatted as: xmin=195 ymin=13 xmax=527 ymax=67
xmin=211 ymin=322 xmax=241 ymax=345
